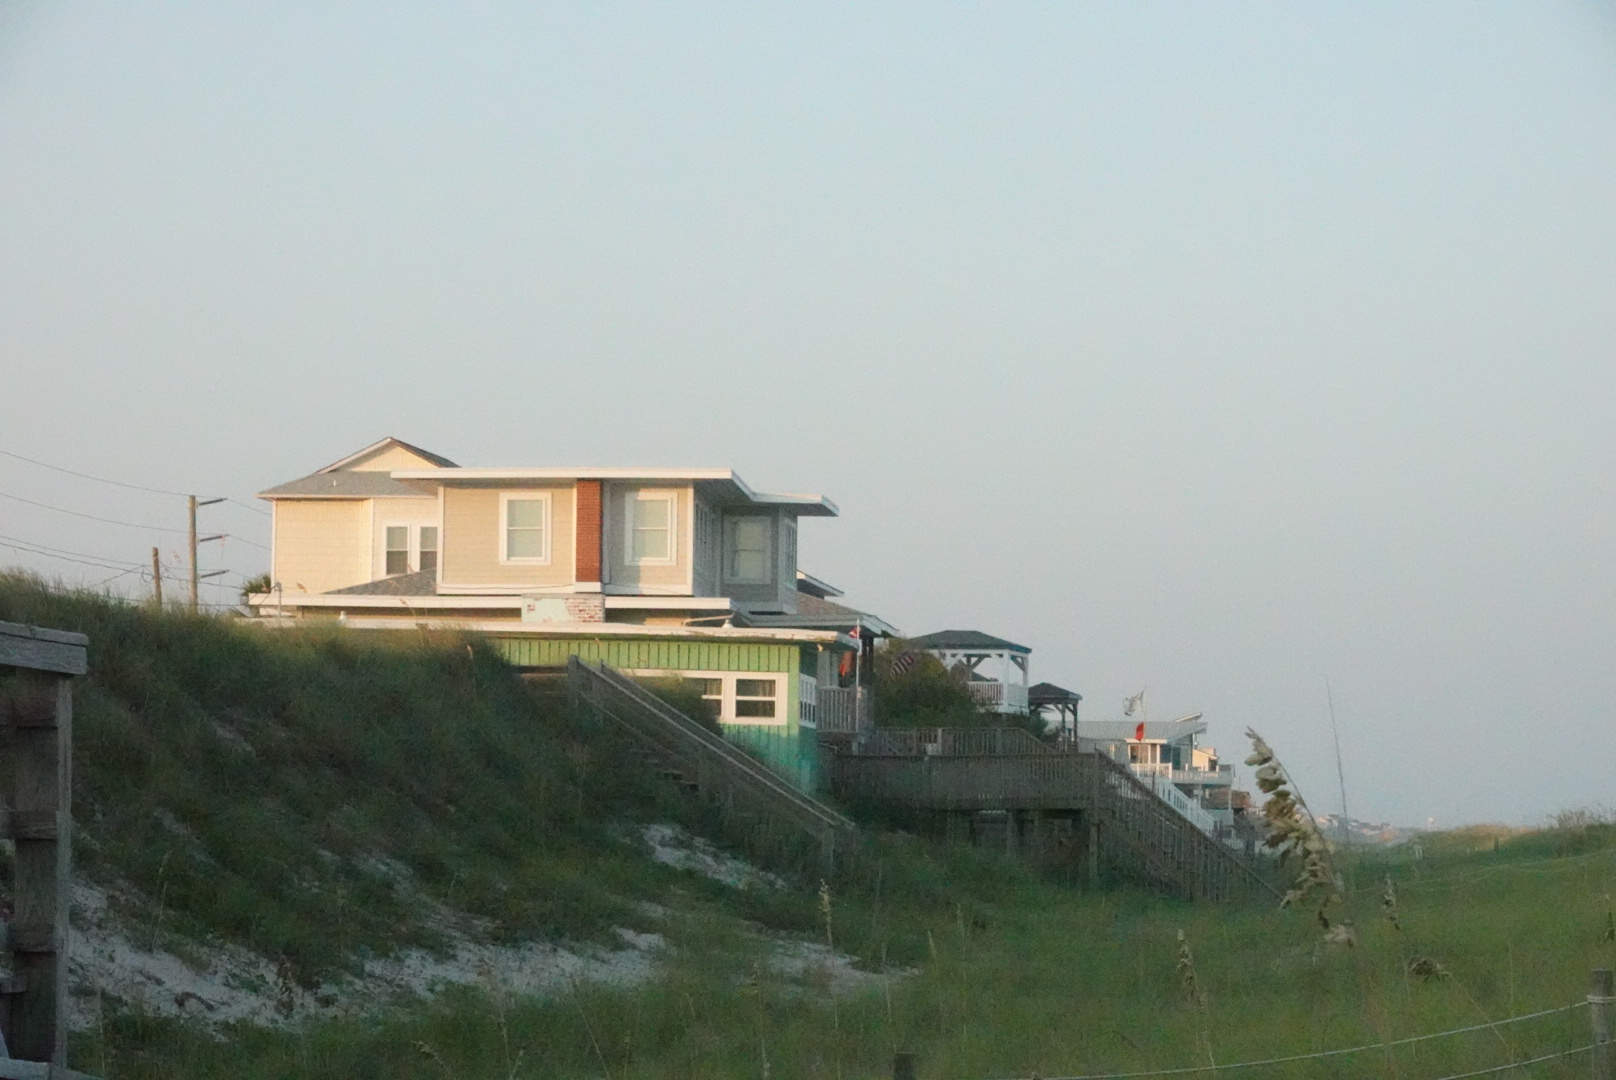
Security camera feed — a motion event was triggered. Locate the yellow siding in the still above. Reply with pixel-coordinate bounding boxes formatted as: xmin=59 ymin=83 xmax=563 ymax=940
xmin=603 ymin=483 xmax=691 ymax=593
xmin=347 ymin=444 xmax=442 ymax=472
xmin=273 ymin=500 xmax=371 ymax=595
xmin=441 ymin=484 xmax=575 ymax=588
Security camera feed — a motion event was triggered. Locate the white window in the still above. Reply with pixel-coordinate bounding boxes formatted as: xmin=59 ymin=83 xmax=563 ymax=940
xmin=724 ymin=517 xmax=771 ymax=584
xmin=384 ymin=526 xmax=409 ymax=576
xmin=418 ymin=526 xmax=438 ymax=574
xmin=734 ymin=677 xmax=778 ymax=718
xmin=627 ymin=491 xmax=676 ymax=565
xmin=501 ymin=493 xmax=552 ymax=564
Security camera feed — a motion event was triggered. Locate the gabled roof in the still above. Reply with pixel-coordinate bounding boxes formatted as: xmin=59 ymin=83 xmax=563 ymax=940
xmin=909 ymin=630 xmax=1031 ymax=654
xmin=260 ymin=438 xmax=455 ymax=499
xmin=319 ymin=437 xmax=458 ymax=472
xmin=1028 ymin=681 xmax=1083 ymax=705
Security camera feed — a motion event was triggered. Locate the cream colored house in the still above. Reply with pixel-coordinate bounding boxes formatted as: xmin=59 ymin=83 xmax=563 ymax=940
xmin=248 ymin=437 xmax=897 ymax=793
xmin=254 ymin=437 xmax=843 ymax=625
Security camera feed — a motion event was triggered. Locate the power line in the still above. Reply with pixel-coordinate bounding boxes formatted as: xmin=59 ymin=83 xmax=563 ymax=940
xmin=0 ymin=489 xmax=189 ymax=533
xmin=0 ymin=537 xmax=143 ymax=573
xmin=0 ymin=445 xmax=272 ymax=515
xmin=226 ymin=497 xmax=271 ymax=518
xmin=0 ymin=446 xmax=191 ymax=497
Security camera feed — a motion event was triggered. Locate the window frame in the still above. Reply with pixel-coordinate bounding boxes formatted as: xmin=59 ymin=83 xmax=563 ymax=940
xmin=383 ymin=525 xmax=410 ymax=576
xmin=499 ymin=491 xmax=554 ymax=565
xmin=722 ymin=515 xmax=773 ymax=585
xmin=625 ymin=489 xmax=678 ymax=567
xmin=417 ymin=525 xmax=439 ymax=575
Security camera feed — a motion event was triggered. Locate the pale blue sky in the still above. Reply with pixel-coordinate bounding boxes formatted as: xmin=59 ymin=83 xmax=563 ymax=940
xmin=3 ymin=3 xmax=1614 ymax=826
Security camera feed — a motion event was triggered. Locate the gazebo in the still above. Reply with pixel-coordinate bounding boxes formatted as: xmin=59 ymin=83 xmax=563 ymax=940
xmin=1028 ymin=681 xmax=1083 ymax=737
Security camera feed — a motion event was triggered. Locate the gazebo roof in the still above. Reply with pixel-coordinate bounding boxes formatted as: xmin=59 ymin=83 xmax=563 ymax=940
xmin=1028 ymin=681 xmax=1083 ymax=707
xmin=908 ymin=630 xmax=1031 ymax=654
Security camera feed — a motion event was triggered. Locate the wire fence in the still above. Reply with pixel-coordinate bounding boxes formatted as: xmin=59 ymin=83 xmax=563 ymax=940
xmin=979 ymin=1002 xmax=1589 ymax=1080
xmin=892 ymin=994 xmax=1609 ymax=1080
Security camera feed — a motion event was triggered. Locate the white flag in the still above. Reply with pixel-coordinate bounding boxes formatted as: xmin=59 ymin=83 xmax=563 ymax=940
xmin=1124 ymin=691 xmax=1145 ymax=716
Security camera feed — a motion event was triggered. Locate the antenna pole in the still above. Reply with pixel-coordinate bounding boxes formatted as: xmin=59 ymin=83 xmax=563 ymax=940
xmin=1326 ymin=677 xmax=1351 ymax=848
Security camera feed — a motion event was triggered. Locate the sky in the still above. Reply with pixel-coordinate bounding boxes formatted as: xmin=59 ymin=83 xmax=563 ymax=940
xmin=2 ymin=3 xmax=1614 ymax=828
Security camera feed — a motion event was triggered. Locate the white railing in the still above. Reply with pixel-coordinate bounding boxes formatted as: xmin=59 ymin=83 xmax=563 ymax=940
xmin=815 ymin=686 xmax=871 ymax=733
xmin=1131 ymin=767 xmax=1220 ymax=836
xmin=965 ymin=681 xmax=1030 ymax=714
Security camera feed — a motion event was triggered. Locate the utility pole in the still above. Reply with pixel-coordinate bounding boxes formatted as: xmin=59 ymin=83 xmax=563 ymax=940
xmin=188 ymin=496 xmax=226 ymax=613
xmin=151 ymin=547 xmax=162 ymax=608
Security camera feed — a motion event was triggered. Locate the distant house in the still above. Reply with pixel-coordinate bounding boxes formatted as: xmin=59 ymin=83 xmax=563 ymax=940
xmin=907 ymin=630 xmax=1032 ymax=715
xmin=1075 ymin=718 xmax=1236 ymax=834
xmin=248 ymin=437 xmax=896 ymax=791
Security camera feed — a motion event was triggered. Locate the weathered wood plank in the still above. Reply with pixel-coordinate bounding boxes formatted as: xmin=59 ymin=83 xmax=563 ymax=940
xmin=6 ymin=672 xmax=71 ymax=1065
xmin=0 ymin=624 xmax=86 ymax=677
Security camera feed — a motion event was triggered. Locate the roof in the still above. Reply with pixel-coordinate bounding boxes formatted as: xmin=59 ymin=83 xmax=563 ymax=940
xmin=795 ymin=571 xmax=843 ymax=599
xmin=389 ymin=466 xmax=838 ymax=517
xmin=319 ymin=437 xmax=458 ymax=472
xmin=746 ymin=592 xmax=901 ymax=637
xmin=1028 ymin=681 xmax=1083 ymax=705
xmin=325 ymin=570 xmax=438 ymax=596
xmin=259 ymin=473 xmax=439 ymax=499
xmin=908 ymin=630 xmax=1031 ymax=654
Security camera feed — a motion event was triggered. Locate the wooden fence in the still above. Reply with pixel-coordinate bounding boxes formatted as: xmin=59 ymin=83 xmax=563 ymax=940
xmin=0 ymin=621 xmax=100 ymax=1079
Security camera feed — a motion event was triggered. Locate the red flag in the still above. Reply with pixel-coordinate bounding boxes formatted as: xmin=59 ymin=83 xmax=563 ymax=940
xmin=1134 ymin=721 xmax=1145 ymax=742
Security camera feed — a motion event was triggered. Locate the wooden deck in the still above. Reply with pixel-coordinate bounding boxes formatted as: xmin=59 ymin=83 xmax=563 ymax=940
xmin=828 ymin=728 xmax=1276 ymax=902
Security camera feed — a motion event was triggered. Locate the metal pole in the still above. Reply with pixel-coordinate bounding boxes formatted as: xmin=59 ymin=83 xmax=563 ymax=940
xmin=188 ymin=495 xmax=198 ymax=613
xmin=1591 ymin=968 xmax=1612 ymax=1080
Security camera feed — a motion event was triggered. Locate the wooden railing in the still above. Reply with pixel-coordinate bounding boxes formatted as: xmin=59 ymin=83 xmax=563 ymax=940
xmin=567 ymin=659 xmax=856 ymax=859
xmin=828 ymin=728 xmax=1275 ymax=902
xmin=815 ymin=686 xmax=871 ymax=734
xmin=965 ymin=681 xmax=1029 ymax=713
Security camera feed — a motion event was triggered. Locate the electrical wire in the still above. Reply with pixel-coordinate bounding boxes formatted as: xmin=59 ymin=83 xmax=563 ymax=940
xmin=0 ymin=445 xmax=272 ymax=515
xmin=0 ymin=446 xmax=191 ymax=496
xmin=226 ymin=497 xmax=271 ymax=517
xmin=0 ymin=538 xmax=142 ymax=573
xmin=0 ymin=488 xmax=189 ymax=533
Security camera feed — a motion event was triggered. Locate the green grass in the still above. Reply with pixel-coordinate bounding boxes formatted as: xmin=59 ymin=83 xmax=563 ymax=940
xmin=79 ymin=825 xmax=1616 ymax=1080
xmin=0 ymin=573 xmax=718 ymax=981
xmin=6 ymin=575 xmax=1613 ymax=1080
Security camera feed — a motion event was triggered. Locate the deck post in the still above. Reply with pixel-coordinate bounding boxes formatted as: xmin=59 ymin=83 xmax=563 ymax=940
xmin=1591 ymin=968 xmax=1613 ymax=1080
xmin=1087 ymin=818 xmax=1100 ymax=886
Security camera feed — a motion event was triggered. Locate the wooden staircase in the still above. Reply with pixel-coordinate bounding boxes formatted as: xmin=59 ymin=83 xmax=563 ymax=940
xmin=566 ymin=658 xmax=857 ymax=864
xmin=830 ymin=727 xmax=1276 ymax=902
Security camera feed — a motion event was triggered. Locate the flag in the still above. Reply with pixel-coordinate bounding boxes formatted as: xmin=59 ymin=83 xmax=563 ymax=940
xmin=1124 ymin=691 xmax=1144 ymax=716
xmin=1134 ymin=721 xmax=1146 ymax=742
xmin=891 ymin=651 xmax=918 ymax=676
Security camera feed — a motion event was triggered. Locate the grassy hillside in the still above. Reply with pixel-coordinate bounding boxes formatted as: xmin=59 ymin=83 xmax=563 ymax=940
xmin=0 ymin=574 xmax=721 ymax=977
xmin=5 ymin=575 xmax=1614 ymax=1080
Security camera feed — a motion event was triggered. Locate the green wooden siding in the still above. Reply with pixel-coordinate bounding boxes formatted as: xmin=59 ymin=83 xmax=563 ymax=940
xmin=491 ymin=636 xmax=795 ymax=673
xmin=489 ymin=635 xmax=822 ymax=793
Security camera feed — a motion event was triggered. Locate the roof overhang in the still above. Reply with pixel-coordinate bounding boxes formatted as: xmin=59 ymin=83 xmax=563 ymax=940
xmin=390 ymin=467 xmax=838 ymax=517
xmin=244 ymin=615 xmax=855 ymax=648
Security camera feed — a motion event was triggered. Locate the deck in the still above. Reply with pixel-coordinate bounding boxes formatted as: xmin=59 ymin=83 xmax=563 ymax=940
xmin=827 ymin=728 xmax=1275 ymax=902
